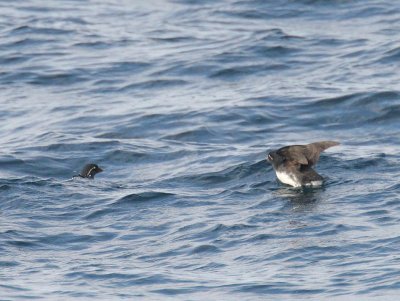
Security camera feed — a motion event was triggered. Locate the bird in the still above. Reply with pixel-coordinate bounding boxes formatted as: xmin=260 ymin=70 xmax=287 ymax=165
xmin=267 ymin=141 xmax=339 ymax=187
xmin=74 ymin=163 xmax=103 ymax=179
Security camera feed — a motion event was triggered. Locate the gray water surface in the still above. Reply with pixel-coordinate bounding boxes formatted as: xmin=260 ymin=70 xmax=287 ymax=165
xmin=1 ymin=0 xmax=400 ymax=300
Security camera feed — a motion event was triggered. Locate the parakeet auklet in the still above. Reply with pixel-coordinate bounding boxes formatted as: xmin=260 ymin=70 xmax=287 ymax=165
xmin=267 ymin=141 xmax=339 ymax=187
xmin=74 ymin=163 xmax=103 ymax=179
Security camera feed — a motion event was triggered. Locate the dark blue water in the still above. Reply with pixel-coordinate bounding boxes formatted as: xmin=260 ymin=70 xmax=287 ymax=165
xmin=1 ymin=0 xmax=400 ymax=300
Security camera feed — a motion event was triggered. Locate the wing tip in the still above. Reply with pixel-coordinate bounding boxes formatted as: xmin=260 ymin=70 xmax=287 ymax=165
xmin=313 ymin=140 xmax=340 ymax=150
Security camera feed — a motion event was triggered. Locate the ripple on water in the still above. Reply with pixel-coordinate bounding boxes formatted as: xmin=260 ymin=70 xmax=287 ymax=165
xmin=1 ymin=0 xmax=400 ymax=300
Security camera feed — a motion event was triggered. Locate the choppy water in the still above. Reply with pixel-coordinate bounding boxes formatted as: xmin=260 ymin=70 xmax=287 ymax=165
xmin=1 ymin=0 xmax=400 ymax=300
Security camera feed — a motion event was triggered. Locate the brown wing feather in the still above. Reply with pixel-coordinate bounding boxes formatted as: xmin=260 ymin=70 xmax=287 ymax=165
xmin=277 ymin=145 xmax=309 ymax=165
xmin=277 ymin=141 xmax=339 ymax=167
xmin=304 ymin=141 xmax=340 ymax=166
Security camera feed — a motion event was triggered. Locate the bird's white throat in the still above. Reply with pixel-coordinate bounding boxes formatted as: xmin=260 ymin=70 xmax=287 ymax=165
xmin=275 ymin=170 xmax=301 ymax=187
xmin=274 ymin=170 xmax=323 ymax=188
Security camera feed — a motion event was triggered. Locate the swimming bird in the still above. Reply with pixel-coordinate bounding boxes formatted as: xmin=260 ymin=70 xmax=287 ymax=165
xmin=74 ymin=163 xmax=103 ymax=179
xmin=267 ymin=141 xmax=339 ymax=187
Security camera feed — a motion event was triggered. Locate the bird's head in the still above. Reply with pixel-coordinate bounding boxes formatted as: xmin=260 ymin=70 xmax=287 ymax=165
xmin=80 ymin=163 xmax=103 ymax=179
xmin=267 ymin=151 xmax=285 ymax=168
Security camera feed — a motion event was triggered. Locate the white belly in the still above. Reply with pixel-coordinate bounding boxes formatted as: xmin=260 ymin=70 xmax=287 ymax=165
xmin=275 ymin=171 xmax=301 ymax=187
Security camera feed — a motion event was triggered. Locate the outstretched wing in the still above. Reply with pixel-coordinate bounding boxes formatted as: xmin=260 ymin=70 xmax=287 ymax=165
xmin=277 ymin=141 xmax=339 ymax=167
xmin=304 ymin=141 xmax=340 ymax=166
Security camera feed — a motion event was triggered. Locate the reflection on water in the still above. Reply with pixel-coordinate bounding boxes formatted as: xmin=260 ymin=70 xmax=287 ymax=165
xmin=274 ymin=185 xmax=325 ymax=210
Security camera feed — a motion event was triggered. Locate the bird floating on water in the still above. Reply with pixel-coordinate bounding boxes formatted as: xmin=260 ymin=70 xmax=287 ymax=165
xmin=267 ymin=141 xmax=339 ymax=187
xmin=73 ymin=163 xmax=103 ymax=179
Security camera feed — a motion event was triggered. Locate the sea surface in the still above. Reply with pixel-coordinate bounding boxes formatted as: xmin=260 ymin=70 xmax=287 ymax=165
xmin=1 ymin=0 xmax=400 ymax=300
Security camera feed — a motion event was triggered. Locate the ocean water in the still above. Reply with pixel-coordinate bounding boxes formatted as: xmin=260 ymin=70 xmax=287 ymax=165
xmin=1 ymin=0 xmax=400 ymax=300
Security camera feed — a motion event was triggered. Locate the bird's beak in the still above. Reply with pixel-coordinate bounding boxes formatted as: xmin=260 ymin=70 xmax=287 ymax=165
xmin=98 ymin=167 xmax=104 ymax=173
xmin=267 ymin=154 xmax=273 ymax=162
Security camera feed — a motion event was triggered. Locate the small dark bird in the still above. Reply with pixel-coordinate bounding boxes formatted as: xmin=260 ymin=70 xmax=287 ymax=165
xmin=74 ymin=163 xmax=103 ymax=179
xmin=267 ymin=141 xmax=339 ymax=187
